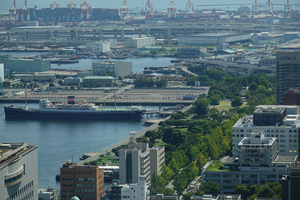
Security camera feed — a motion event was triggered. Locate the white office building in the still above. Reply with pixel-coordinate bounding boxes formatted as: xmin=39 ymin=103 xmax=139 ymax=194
xmin=125 ymin=37 xmax=155 ymax=48
xmin=119 ymin=135 xmax=165 ymax=184
xmin=121 ymin=176 xmax=150 ymax=200
xmin=92 ymin=61 xmax=132 ymax=77
xmin=0 ymin=142 xmax=38 ymax=200
xmin=92 ymin=41 xmax=110 ymax=53
xmin=232 ymin=105 xmax=300 ymax=158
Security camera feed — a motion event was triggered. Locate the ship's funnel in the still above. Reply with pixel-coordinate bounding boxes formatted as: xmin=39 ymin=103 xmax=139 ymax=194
xmin=67 ymin=96 xmax=75 ymax=104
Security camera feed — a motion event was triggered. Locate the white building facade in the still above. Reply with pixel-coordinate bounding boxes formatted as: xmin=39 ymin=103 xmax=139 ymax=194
xmin=125 ymin=37 xmax=155 ymax=48
xmin=92 ymin=41 xmax=110 ymax=53
xmin=121 ymin=176 xmax=150 ymax=200
xmin=92 ymin=61 xmax=132 ymax=77
xmin=0 ymin=143 xmax=38 ymax=200
xmin=232 ymin=105 xmax=300 ymax=158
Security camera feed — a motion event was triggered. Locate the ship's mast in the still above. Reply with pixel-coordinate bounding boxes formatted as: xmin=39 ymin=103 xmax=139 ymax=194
xmin=114 ymin=90 xmax=117 ymax=110
xmin=25 ymin=90 xmax=28 ymax=110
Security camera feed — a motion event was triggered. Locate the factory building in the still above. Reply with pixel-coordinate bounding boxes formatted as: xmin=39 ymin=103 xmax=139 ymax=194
xmin=252 ymin=32 xmax=282 ymax=45
xmin=283 ymin=32 xmax=300 ymax=42
xmin=276 ymin=50 xmax=300 ymax=105
xmin=232 ymin=105 xmax=300 ymax=158
xmin=92 ymin=61 xmax=132 ymax=77
xmin=60 ymin=161 xmax=104 ymax=200
xmin=0 ymin=142 xmax=38 ymax=200
xmin=92 ymin=41 xmax=110 ymax=53
xmin=125 ymin=37 xmax=155 ymax=48
xmin=82 ymin=76 xmax=114 ymax=87
xmin=178 ymin=32 xmax=251 ymax=45
xmin=0 ymin=55 xmax=51 ymax=75
xmin=203 ymin=132 xmax=297 ymax=193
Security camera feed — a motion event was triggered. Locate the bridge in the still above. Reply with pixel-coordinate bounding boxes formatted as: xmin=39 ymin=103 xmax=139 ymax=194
xmin=192 ymin=59 xmax=276 ymax=75
xmin=0 ymin=21 xmax=299 ymax=44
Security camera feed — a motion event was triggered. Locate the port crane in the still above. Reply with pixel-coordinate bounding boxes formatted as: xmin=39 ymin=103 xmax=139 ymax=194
xmin=284 ymin=0 xmax=292 ymax=17
xmin=120 ymin=0 xmax=129 ymax=20
xmin=252 ymin=0 xmax=260 ymax=16
xmin=167 ymin=1 xmax=176 ymax=20
xmin=67 ymin=1 xmax=76 ymax=8
xmin=9 ymin=0 xmax=17 ymax=21
xmin=145 ymin=0 xmax=153 ymax=16
xmin=50 ymin=0 xmax=59 ymax=9
xmin=186 ymin=0 xmax=194 ymax=16
xmin=80 ymin=0 xmax=89 ymax=22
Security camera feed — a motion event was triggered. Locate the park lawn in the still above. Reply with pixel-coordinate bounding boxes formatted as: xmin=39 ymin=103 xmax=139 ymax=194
xmin=216 ymin=101 xmax=247 ymax=111
xmin=155 ymin=140 xmax=167 ymax=146
xmin=206 ymin=161 xmax=229 ymax=172
xmin=98 ymin=156 xmax=114 ymax=163
xmin=110 ymin=160 xmax=119 ymax=166
xmin=174 ymin=127 xmax=188 ymax=132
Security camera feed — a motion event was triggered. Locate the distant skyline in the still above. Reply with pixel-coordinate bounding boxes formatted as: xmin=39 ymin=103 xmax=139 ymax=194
xmin=0 ymin=0 xmax=299 ymax=13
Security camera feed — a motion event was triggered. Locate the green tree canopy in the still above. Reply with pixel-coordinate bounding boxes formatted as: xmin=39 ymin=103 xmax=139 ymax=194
xmin=231 ymin=96 xmax=243 ymax=108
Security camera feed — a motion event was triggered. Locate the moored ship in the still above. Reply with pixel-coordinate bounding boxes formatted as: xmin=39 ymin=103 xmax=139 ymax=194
xmin=4 ymin=96 xmax=144 ymax=120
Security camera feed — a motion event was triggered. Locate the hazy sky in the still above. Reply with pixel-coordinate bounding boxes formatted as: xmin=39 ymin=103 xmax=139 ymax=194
xmin=0 ymin=0 xmax=298 ymax=13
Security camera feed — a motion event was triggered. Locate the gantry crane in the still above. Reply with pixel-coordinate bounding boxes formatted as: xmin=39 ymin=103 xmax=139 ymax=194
xmin=67 ymin=1 xmax=76 ymax=8
xmin=186 ymin=0 xmax=194 ymax=16
xmin=9 ymin=0 xmax=17 ymax=21
xmin=252 ymin=0 xmax=260 ymax=15
xmin=266 ymin=0 xmax=274 ymax=16
xmin=80 ymin=0 xmax=89 ymax=21
xmin=167 ymin=1 xmax=176 ymax=19
xmin=145 ymin=0 xmax=153 ymax=16
xmin=50 ymin=0 xmax=59 ymax=9
xmin=284 ymin=0 xmax=292 ymax=17
xmin=120 ymin=0 xmax=129 ymax=19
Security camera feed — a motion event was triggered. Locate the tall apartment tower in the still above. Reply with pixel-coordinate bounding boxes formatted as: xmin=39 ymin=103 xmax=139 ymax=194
xmin=119 ymin=134 xmax=165 ymax=184
xmin=282 ymin=162 xmax=300 ymax=200
xmin=60 ymin=162 xmax=104 ymax=200
xmin=0 ymin=142 xmax=38 ymax=200
xmin=276 ymin=50 xmax=300 ymax=105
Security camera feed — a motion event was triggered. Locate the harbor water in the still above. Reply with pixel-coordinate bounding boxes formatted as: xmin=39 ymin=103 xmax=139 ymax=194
xmin=0 ymin=52 xmax=173 ymax=189
xmin=0 ymin=103 xmax=161 ymax=189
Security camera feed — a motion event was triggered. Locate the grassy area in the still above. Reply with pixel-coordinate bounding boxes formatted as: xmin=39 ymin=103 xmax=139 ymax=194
xmin=216 ymin=101 xmax=247 ymax=111
xmin=174 ymin=128 xmax=188 ymax=132
xmin=98 ymin=156 xmax=115 ymax=163
xmin=110 ymin=160 xmax=119 ymax=166
xmin=206 ymin=161 xmax=229 ymax=171
xmin=155 ymin=140 xmax=167 ymax=146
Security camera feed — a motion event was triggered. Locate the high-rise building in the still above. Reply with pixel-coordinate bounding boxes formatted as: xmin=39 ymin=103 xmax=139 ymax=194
xmin=276 ymin=50 xmax=300 ymax=105
xmin=282 ymin=162 xmax=300 ymax=200
xmin=119 ymin=135 xmax=165 ymax=184
xmin=60 ymin=161 xmax=104 ymax=200
xmin=0 ymin=142 xmax=38 ymax=200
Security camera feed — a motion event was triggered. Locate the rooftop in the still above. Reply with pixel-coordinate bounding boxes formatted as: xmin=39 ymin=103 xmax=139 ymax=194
xmin=188 ymin=32 xmax=248 ymax=37
xmin=206 ymin=161 xmax=230 ymax=172
xmin=83 ymin=76 xmax=114 ymax=80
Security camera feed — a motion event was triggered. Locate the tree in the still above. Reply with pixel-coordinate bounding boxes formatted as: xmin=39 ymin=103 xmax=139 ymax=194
xmin=200 ymin=181 xmax=221 ymax=196
xmin=234 ymin=184 xmax=249 ymax=199
xmin=49 ymin=82 xmax=55 ymax=87
xmin=231 ymin=96 xmax=243 ymax=108
xmin=249 ymin=82 xmax=258 ymax=91
xmin=257 ymin=186 xmax=274 ymax=198
xmin=195 ymin=99 xmax=210 ymax=116
xmin=196 ymin=153 xmax=207 ymax=170
xmin=210 ymin=96 xmax=220 ymax=106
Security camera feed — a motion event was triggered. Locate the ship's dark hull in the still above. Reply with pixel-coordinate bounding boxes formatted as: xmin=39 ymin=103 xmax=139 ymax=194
xmin=4 ymin=106 xmax=143 ymax=120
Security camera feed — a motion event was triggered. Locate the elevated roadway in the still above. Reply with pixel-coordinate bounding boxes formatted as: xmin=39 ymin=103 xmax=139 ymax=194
xmin=0 ymin=21 xmax=299 ymax=43
xmin=192 ymin=59 xmax=276 ymax=75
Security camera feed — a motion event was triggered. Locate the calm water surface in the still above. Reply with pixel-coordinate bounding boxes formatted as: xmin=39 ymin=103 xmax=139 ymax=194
xmin=0 ymin=103 xmax=160 ymax=189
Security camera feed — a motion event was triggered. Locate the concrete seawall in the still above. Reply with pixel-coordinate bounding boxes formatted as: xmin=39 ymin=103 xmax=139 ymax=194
xmin=77 ymin=104 xmax=192 ymax=166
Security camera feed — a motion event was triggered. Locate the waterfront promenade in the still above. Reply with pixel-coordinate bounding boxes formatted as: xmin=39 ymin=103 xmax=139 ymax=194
xmin=77 ymin=104 xmax=193 ymax=166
